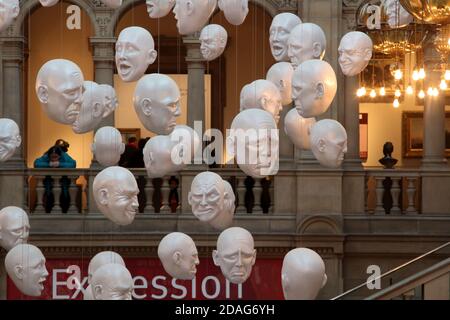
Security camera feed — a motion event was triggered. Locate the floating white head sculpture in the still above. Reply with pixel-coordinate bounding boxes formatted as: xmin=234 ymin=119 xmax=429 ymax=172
xmin=93 ymin=166 xmax=139 ymax=226
xmin=292 ymin=59 xmax=337 ymax=118
xmin=73 ymin=81 xmax=105 ymax=134
xmin=99 ymin=84 xmax=119 ymax=116
xmin=158 ymin=232 xmax=199 ymax=280
xmin=208 ymin=179 xmax=235 ymax=230
xmin=0 ymin=0 xmax=19 ymax=33
xmin=228 ymin=109 xmax=279 ymax=178
xmin=116 ymin=27 xmax=157 ymax=82
xmin=188 ymin=171 xmax=225 ymax=222
xmin=384 ymin=0 xmax=413 ymax=29
xmin=213 ymin=227 xmax=256 ymax=284
xmin=169 ymin=124 xmax=202 ymax=167
xmin=266 ymin=62 xmax=295 ymax=106
xmin=0 ymin=206 xmax=29 ymax=251
xmin=269 ymin=13 xmax=302 ymax=62
xmin=35 ymin=59 xmax=84 ymax=125
xmin=240 ymin=79 xmax=283 ymax=123
xmin=218 ymin=0 xmax=248 ymax=25
xmin=39 ymin=0 xmax=59 ymax=7
xmin=143 ymin=135 xmax=182 ymax=178
xmin=91 ymin=263 xmax=133 ymax=300
xmin=100 ymin=0 xmax=123 ymax=9
xmin=0 ymin=118 xmax=21 ymax=162
xmin=5 ymin=244 xmax=48 ymax=297
xmin=85 ymin=251 xmax=125 ymax=300
xmin=200 ymin=24 xmax=228 ymax=61
xmin=92 ymin=126 xmax=125 ymax=167
xmin=282 ymin=248 xmax=327 ymax=300
xmin=134 ymin=74 xmax=181 ymax=135
xmin=284 ymin=108 xmax=316 ymax=150
xmin=288 ymin=23 xmax=326 ymax=69
xmin=310 ymin=119 xmax=348 ymax=168
xmin=338 ymin=31 xmax=373 ymax=77
xmin=173 ymin=0 xmax=217 ymax=35
xmin=146 ymin=0 xmax=175 ymax=18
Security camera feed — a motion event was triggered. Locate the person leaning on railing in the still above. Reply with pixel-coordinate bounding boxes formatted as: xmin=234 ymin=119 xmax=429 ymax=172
xmin=33 ymin=146 xmax=76 ymax=213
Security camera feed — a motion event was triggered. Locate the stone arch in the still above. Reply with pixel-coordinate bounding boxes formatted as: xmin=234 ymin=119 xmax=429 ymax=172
xmin=11 ymin=0 xmax=97 ymax=37
xmin=110 ymin=0 xmax=279 ymax=33
xmin=297 ymin=216 xmax=341 ymax=235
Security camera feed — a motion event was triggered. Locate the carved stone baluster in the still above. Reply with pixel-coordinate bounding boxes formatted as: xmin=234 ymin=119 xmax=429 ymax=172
xmin=390 ymin=177 xmax=402 ymax=215
xmin=405 ymin=177 xmax=418 ymax=214
xmin=136 ymin=175 xmax=147 ymax=214
xmin=67 ymin=175 xmax=80 ymax=214
xmin=144 ymin=177 xmax=155 ymax=214
xmin=235 ymin=176 xmax=246 ymax=214
xmin=168 ymin=176 xmax=180 ymax=213
xmin=52 ymin=176 xmax=63 ymax=214
xmin=244 ymin=176 xmax=255 ymax=214
xmin=160 ymin=177 xmax=171 ymax=213
xmin=260 ymin=178 xmax=272 ymax=214
xmin=34 ymin=176 xmax=45 ymax=214
xmin=374 ymin=176 xmax=386 ymax=215
xmin=152 ymin=178 xmax=163 ymax=213
xmin=253 ymin=179 xmax=263 ymax=214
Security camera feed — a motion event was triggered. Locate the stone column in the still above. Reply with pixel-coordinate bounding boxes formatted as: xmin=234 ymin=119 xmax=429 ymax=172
xmin=421 ymin=41 xmax=448 ymax=168
xmin=343 ymin=75 xmax=362 ymax=168
xmin=0 ymin=37 xmax=27 ymax=169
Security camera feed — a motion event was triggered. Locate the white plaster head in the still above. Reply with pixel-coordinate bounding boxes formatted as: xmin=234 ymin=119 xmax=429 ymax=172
xmin=88 ymin=251 xmax=126 ymax=284
xmin=0 ymin=206 xmax=29 ymax=251
xmin=0 ymin=0 xmax=19 ymax=33
xmin=228 ymin=109 xmax=279 ymax=178
xmin=0 ymin=118 xmax=21 ymax=162
xmin=5 ymin=244 xmax=48 ymax=297
xmin=218 ymin=0 xmax=248 ymax=25
xmin=35 ymin=59 xmax=84 ymax=125
xmin=100 ymin=0 xmax=123 ymax=9
xmin=338 ymin=31 xmax=373 ymax=77
xmin=39 ymin=0 xmax=59 ymax=7
xmin=116 ymin=27 xmax=157 ymax=82
xmin=146 ymin=0 xmax=176 ymax=18
xmin=143 ymin=135 xmax=183 ymax=178
xmin=188 ymin=171 xmax=225 ymax=222
xmin=287 ymin=23 xmax=326 ymax=70
xmin=91 ymin=126 xmax=125 ymax=167
xmin=208 ymin=179 xmax=235 ymax=230
xmin=158 ymin=232 xmax=199 ymax=280
xmin=284 ymin=108 xmax=316 ymax=150
xmin=269 ymin=13 xmax=302 ymax=62
xmin=93 ymin=166 xmax=139 ymax=226
xmin=134 ymin=74 xmax=181 ymax=135
xmin=266 ymin=62 xmax=295 ymax=106
xmin=169 ymin=124 xmax=202 ymax=166
xmin=239 ymin=79 xmax=283 ymax=124
xmin=99 ymin=84 xmax=119 ymax=118
xmin=72 ymin=81 xmax=104 ymax=134
xmin=212 ymin=227 xmax=256 ymax=284
xmin=173 ymin=0 xmax=217 ymax=35
xmin=310 ymin=119 xmax=348 ymax=168
xmin=384 ymin=0 xmax=413 ymax=28
xmin=292 ymin=59 xmax=337 ymax=118
xmin=200 ymin=24 xmax=228 ymax=61
xmin=91 ymin=263 xmax=133 ymax=300
xmin=282 ymin=248 xmax=327 ymax=300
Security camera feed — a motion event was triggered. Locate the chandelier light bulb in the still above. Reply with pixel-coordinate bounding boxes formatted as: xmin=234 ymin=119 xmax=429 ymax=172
xmin=356 ymin=88 xmax=363 ymax=97
xmin=395 ymin=89 xmax=401 ymax=97
xmin=418 ymin=90 xmax=425 ymax=99
xmin=419 ymin=68 xmax=426 ymax=80
xmin=394 ymin=69 xmax=403 ymax=80
xmin=406 ymin=85 xmax=414 ymax=95
xmin=427 ymin=87 xmax=434 ymax=96
xmin=393 ymin=99 xmax=400 ymax=108
xmin=433 ymin=88 xmax=439 ymax=96
xmin=379 ymin=87 xmax=386 ymax=96
xmin=440 ymin=79 xmax=448 ymax=90
xmin=445 ymin=70 xmax=450 ymax=81
xmin=370 ymin=89 xmax=377 ymax=98
xmin=412 ymin=70 xmax=420 ymax=81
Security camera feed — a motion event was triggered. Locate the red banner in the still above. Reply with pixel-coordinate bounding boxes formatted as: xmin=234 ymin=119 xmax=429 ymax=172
xmin=7 ymin=258 xmax=284 ymax=300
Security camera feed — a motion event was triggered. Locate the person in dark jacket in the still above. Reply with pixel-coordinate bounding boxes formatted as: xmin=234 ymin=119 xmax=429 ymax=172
xmin=34 ymin=145 xmax=76 ymax=168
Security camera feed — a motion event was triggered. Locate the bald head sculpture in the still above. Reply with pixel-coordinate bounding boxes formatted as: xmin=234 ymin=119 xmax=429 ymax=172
xmin=91 ymin=263 xmax=133 ymax=300
xmin=0 ymin=118 xmax=21 ymax=162
xmin=338 ymin=31 xmax=373 ymax=77
xmin=269 ymin=13 xmax=302 ymax=62
xmin=35 ymin=59 xmax=84 ymax=125
xmin=240 ymin=79 xmax=282 ymax=123
xmin=0 ymin=0 xmax=19 ymax=33
xmin=189 ymin=171 xmax=225 ymax=222
xmin=310 ymin=119 xmax=348 ymax=168
xmin=218 ymin=0 xmax=248 ymax=25
xmin=266 ymin=62 xmax=295 ymax=106
xmin=288 ymin=23 xmax=326 ymax=69
xmin=200 ymin=24 xmax=228 ymax=61
xmin=92 ymin=126 xmax=125 ymax=167
xmin=173 ymin=0 xmax=217 ymax=35
xmin=0 ymin=206 xmax=29 ymax=251
xmin=213 ymin=227 xmax=256 ymax=284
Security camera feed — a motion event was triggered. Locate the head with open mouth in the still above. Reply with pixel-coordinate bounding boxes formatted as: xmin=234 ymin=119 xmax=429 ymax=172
xmin=338 ymin=31 xmax=373 ymax=77
xmin=5 ymin=244 xmax=49 ymax=297
xmin=116 ymin=26 xmax=157 ymax=82
xmin=158 ymin=232 xmax=199 ymax=280
xmin=213 ymin=227 xmax=256 ymax=284
xmin=310 ymin=119 xmax=348 ymax=169
xmin=93 ymin=166 xmax=139 ymax=226
xmin=269 ymin=13 xmax=302 ymax=62
xmin=0 ymin=206 xmax=29 ymax=251
xmin=134 ymin=73 xmax=181 ymax=135
xmin=36 ymin=59 xmax=84 ymax=125
xmin=0 ymin=118 xmax=21 ymax=162
xmin=146 ymin=0 xmax=175 ymax=18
